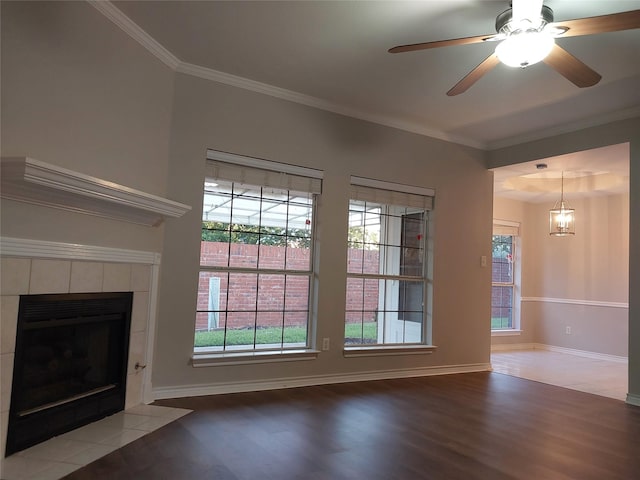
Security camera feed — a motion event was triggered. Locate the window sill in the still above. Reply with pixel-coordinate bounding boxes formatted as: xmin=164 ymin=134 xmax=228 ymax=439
xmin=343 ymin=345 xmax=437 ymax=357
xmin=192 ymin=349 xmax=320 ymax=367
xmin=491 ymin=329 xmax=522 ymax=337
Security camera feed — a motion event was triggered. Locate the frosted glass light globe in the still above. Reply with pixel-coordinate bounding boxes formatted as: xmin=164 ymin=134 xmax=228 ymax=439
xmin=495 ymin=31 xmax=555 ymax=68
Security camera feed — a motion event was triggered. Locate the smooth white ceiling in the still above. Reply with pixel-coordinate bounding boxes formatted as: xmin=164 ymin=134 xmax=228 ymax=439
xmin=107 ymin=0 xmax=636 ymax=201
xmin=492 ymin=143 xmax=629 ymax=202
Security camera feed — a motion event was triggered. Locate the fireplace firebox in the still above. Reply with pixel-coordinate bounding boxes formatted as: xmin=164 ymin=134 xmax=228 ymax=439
xmin=6 ymin=292 xmax=132 ymax=456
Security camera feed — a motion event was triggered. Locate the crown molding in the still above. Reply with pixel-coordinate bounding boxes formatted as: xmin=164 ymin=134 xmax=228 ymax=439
xmin=176 ymin=63 xmax=485 ymax=149
xmin=86 ymin=1 xmax=640 ymax=153
xmin=90 ymin=1 xmax=485 ymax=150
xmin=91 ymin=1 xmax=639 ymax=152
xmin=88 ymin=0 xmax=180 ymax=70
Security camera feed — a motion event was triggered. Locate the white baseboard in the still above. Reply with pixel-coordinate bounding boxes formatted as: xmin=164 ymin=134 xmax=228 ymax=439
xmin=535 ymin=344 xmax=628 ymax=363
xmin=491 ymin=343 xmax=628 ymax=364
xmin=626 ymin=393 xmax=640 ymax=407
xmin=152 ymin=363 xmax=492 ymax=400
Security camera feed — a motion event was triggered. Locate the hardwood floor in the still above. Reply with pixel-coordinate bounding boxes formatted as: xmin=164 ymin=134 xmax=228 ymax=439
xmin=63 ymin=372 xmax=640 ymax=480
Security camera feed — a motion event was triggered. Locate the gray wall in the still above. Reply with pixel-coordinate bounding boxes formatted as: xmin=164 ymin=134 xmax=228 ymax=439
xmin=1 ymin=2 xmax=495 ymax=396
xmin=0 ymin=1 xmax=174 ymax=252
xmin=153 ymin=73 xmax=493 ymax=391
xmin=4 ymin=1 xmax=636 ymax=402
xmin=488 ymin=117 xmax=640 ymax=402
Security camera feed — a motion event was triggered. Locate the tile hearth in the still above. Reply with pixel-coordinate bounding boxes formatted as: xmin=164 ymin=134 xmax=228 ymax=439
xmin=1 ymin=251 xmax=160 ymax=466
xmin=491 ymin=349 xmax=628 ymax=401
xmin=2 ymin=404 xmax=191 ymax=480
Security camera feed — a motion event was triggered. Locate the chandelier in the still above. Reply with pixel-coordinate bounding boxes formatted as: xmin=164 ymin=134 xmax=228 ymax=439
xmin=549 ymin=171 xmax=575 ymax=236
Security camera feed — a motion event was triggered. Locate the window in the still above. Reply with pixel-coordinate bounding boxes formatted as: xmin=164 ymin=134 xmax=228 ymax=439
xmin=345 ymin=177 xmax=433 ymax=347
xmin=195 ymin=151 xmax=322 ymax=354
xmin=491 ymin=220 xmax=520 ymax=331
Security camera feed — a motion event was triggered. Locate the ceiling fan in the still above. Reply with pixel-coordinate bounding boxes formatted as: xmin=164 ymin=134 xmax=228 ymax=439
xmin=388 ymin=0 xmax=640 ymax=96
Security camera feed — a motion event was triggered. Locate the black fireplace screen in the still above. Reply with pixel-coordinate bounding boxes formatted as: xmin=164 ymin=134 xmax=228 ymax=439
xmin=6 ymin=292 xmax=132 ymax=455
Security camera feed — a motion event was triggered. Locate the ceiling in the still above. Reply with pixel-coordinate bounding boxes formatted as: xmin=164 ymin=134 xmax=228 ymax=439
xmin=106 ymin=0 xmax=637 ymax=201
xmin=491 ymin=143 xmax=629 ymax=203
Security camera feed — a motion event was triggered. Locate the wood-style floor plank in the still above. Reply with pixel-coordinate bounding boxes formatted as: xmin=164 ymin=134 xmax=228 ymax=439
xmin=63 ymin=372 xmax=640 ymax=480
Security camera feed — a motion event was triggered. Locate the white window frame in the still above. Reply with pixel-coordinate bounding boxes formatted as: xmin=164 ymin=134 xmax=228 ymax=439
xmin=193 ymin=150 xmax=323 ymax=366
xmin=344 ymin=177 xmax=436 ymax=356
xmin=491 ymin=219 xmax=522 ymax=336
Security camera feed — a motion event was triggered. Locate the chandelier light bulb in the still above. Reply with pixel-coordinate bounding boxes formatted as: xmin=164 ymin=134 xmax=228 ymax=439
xmin=550 ymin=202 xmax=575 ymax=235
xmin=549 ymin=172 xmax=575 ymax=236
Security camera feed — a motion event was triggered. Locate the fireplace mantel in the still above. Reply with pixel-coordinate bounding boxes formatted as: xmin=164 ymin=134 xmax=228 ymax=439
xmin=0 ymin=156 xmax=191 ymax=226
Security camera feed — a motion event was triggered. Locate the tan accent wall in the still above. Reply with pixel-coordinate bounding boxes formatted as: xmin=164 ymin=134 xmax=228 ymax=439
xmin=525 ymin=196 xmax=629 ymax=302
xmin=492 ymin=193 xmax=629 ymax=356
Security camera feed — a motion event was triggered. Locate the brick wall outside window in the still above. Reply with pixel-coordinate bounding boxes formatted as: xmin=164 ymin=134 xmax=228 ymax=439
xmin=196 ymin=242 xmax=379 ymax=330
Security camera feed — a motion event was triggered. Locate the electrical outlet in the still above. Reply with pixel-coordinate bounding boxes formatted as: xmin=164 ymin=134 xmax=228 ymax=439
xmin=322 ymin=337 xmax=330 ymax=351
xmin=481 ymin=256 xmax=487 ymax=267
xmin=566 ymin=326 xmax=572 ymax=335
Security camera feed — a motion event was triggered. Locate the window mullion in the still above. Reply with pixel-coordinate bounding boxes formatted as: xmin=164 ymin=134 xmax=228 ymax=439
xmin=253 ymin=273 xmax=259 ymax=349
xmin=226 ymin=184 xmax=235 ymax=268
xmin=282 ymin=190 xmax=291 ymax=347
xmin=222 ymin=184 xmax=237 ymax=350
xmin=381 ymin=275 xmax=387 ymax=344
xmin=349 ymin=273 xmax=422 ymax=282
xmin=252 ymin=189 xmax=264 ymax=349
xmin=346 ymin=195 xmax=428 ymax=348
xmin=201 ymin=265 xmax=311 ymax=275
xmin=360 ymin=266 xmax=365 ymax=342
xmin=197 ymin=167 xmax=318 ymax=355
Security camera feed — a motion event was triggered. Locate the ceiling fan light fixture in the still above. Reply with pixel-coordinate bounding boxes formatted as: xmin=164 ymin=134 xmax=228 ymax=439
xmin=495 ymin=31 xmax=555 ymax=68
xmin=388 ymin=4 xmax=638 ymax=95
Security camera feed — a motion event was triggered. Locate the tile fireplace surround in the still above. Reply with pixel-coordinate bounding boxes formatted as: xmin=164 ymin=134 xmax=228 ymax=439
xmin=0 ymin=237 xmax=162 ymax=477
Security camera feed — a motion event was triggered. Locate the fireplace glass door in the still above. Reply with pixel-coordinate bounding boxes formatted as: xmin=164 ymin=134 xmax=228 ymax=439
xmin=6 ymin=292 xmax=132 ymax=455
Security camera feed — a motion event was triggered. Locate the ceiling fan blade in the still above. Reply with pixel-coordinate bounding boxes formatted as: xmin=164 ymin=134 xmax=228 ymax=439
xmin=551 ymin=9 xmax=640 ymax=38
xmin=389 ymin=33 xmax=496 ymax=53
xmin=512 ymin=0 xmax=543 ymax=24
xmin=447 ymin=53 xmax=500 ymax=96
xmin=543 ymin=44 xmax=602 ymax=88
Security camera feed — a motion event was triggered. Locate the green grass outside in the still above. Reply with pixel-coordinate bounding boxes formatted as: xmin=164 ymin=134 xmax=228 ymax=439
xmin=194 ymin=326 xmax=306 ymax=347
xmin=491 ymin=317 xmax=512 ymax=330
xmin=195 ymin=322 xmax=378 ymax=347
xmin=344 ymin=322 xmax=377 ymax=343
